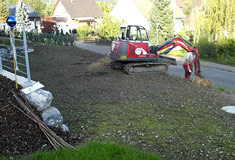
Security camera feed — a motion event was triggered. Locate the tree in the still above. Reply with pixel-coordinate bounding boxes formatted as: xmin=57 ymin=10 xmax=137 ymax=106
xmin=24 ymin=0 xmax=47 ymax=18
xmin=194 ymin=0 xmax=235 ymax=42
xmin=44 ymin=2 xmax=56 ymax=17
xmin=96 ymin=15 xmax=123 ymax=40
xmin=183 ymin=0 xmax=194 ymax=18
xmin=4 ymin=0 xmax=18 ymax=4
xmin=41 ymin=17 xmax=57 ymax=34
xmin=149 ymin=0 xmax=174 ymax=45
xmin=194 ymin=0 xmax=235 ymax=59
xmin=15 ymin=0 xmax=31 ymax=32
xmin=95 ymin=1 xmax=122 ymax=39
xmin=96 ymin=2 xmax=113 ymax=15
xmin=0 ymin=1 xmax=10 ymax=23
xmin=3 ymin=0 xmax=51 ymax=19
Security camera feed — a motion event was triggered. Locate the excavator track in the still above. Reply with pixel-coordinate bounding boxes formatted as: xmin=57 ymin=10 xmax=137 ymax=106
xmin=123 ymin=62 xmax=168 ymax=74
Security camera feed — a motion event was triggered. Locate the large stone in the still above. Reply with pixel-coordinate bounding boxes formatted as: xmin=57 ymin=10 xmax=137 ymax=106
xmin=0 ymin=48 xmax=12 ymax=59
xmin=61 ymin=124 xmax=70 ymax=132
xmin=21 ymin=89 xmax=53 ymax=111
xmin=42 ymin=106 xmax=63 ymax=127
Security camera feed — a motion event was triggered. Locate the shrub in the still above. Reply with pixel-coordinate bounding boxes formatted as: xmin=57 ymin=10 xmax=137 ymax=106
xmin=41 ymin=17 xmax=58 ymax=34
xmin=72 ymin=29 xmax=77 ymax=34
xmin=196 ymin=37 xmax=216 ymax=58
xmin=217 ymin=39 xmax=235 ymax=59
xmin=0 ymin=30 xmax=8 ymax=37
xmin=77 ymin=24 xmax=91 ymax=37
xmin=96 ymin=15 xmax=123 ymax=40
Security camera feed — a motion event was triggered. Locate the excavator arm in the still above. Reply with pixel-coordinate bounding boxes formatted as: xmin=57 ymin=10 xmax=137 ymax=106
xmin=151 ymin=35 xmax=201 ymax=77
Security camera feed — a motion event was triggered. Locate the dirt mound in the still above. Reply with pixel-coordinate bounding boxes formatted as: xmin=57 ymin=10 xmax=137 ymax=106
xmin=0 ymin=75 xmax=80 ymax=156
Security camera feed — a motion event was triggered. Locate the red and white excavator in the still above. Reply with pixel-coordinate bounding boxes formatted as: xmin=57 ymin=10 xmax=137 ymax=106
xmin=109 ymin=24 xmax=201 ymax=76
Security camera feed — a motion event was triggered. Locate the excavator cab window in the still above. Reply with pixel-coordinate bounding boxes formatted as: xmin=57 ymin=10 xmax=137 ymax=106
xmin=126 ymin=26 xmax=149 ymax=41
xmin=117 ymin=25 xmax=149 ymax=42
xmin=126 ymin=26 xmax=139 ymax=41
xmin=118 ymin=27 xmax=126 ymax=40
xmin=139 ymin=27 xmax=148 ymax=41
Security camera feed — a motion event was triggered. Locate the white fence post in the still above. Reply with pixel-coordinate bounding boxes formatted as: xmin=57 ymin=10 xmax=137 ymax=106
xmin=22 ymin=23 xmax=31 ymax=83
xmin=0 ymin=54 xmax=2 ymax=72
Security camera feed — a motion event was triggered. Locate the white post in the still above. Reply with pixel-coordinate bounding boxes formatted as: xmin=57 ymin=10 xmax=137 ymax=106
xmin=156 ymin=23 xmax=160 ymax=45
xmin=0 ymin=53 xmax=2 ymax=72
xmin=22 ymin=23 xmax=31 ymax=83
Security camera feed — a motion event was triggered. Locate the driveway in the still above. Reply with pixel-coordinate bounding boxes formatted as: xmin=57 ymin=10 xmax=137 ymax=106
xmin=74 ymin=42 xmax=235 ymax=90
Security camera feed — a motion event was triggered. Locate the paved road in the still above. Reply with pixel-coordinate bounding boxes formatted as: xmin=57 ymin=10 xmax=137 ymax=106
xmin=74 ymin=42 xmax=235 ymax=90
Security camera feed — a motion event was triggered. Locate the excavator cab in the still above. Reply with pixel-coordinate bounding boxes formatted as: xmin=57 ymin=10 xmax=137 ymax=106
xmin=110 ymin=25 xmax=156 ymax=62
xmin=117 ymin=24 xmax=149 ymax=42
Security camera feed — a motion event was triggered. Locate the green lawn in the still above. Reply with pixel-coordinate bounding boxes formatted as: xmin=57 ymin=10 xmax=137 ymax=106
xmin=167 ymin=49 xmax=188 ymax=57
xmin=19 ymin=142 xmax=160 ymax=160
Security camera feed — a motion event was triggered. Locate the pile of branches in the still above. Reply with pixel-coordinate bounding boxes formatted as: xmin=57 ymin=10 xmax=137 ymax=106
xmin=0 ymin=75 xmax=80 ymax=156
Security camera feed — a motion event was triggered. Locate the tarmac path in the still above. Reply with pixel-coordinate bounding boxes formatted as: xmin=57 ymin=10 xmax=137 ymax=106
xmin=74 ymin=42 xmax=235 ymax=90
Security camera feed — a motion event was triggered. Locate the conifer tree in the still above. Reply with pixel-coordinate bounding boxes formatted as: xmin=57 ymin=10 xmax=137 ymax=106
xmin=15 ymin=0 xmax=31 ymax=32
xmin=0 ymin=1 xmax=10 ymax=23
xmin=149 ymin=0 xmax=174 ymax=45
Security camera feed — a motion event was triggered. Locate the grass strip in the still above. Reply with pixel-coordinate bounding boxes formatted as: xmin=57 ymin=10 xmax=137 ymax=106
xmin=22 ymin=141 xmax=161 ymax=160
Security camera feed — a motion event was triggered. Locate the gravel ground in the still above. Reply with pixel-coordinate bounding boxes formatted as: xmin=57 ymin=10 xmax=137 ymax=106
xmin=7 ymin=42 xmax=235 ymax=159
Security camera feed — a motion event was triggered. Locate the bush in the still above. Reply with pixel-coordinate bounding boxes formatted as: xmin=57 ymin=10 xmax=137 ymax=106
xmin=96 ymin=15 xmax=123 ymax=40
xmin=196 ymin=37 xmax=216 ymax=58
xmin=41 ymin=17 xmax=58 ymax=34
xmin=0 ymin=30 xmax=8 ymax=37
xmin=77 ymin=24 xmax=91 ymax=37
xmin=72 ymin=29 xmax=77 ymax=34
xmin=216 ymin=39 xmax=235 ymax=59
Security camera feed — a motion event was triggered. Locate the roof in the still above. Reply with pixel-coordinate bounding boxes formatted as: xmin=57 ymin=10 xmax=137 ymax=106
xmin=55 ymin=0 xmax=103 ymax=19
xmin=6 ymin=4 xmax=39 ymax=18
xmin=175 ymin=0 xmax=186 ymax=8
xmin=174 ymin=0 xmax=186 ymax=18
xmin=186 ymin=0 xmax=202 ymax=25
xmin=133 ymin=0 xmax=152 ymax=20
xmin=110 ymin=0 xmax=150 ymax=29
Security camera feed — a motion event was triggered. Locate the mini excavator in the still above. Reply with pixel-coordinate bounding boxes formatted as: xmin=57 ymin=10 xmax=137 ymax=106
xmin=109 ymin=24 xmax=201 ymax=76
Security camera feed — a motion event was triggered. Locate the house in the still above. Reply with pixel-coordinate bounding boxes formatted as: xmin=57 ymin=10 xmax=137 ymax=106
xmin=186 ymin=0 xmax=202 ymax=29
xmin=110 ymin=0 xmax=150 ymax=30
xmin=51 ymin=0 xmax=103 ymax=33
xmin=6 ymin=4 xmax=41 ymax=31
xmin=110 ymin=0 xmax=186 ymax=33
xmin=172 ymin=0 xmax=186 ymax=33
